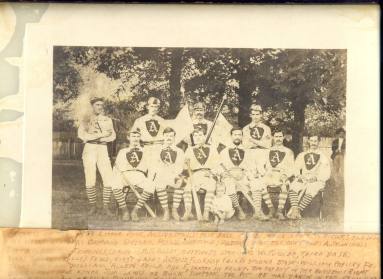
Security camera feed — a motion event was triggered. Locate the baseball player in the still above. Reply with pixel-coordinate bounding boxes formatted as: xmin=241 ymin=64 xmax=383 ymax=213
xmin=142 ymin=127 xmax=186 ymax=221
xmin=182 ymin=128 xmax=220 ymax=222
xmin=77 ymin=97 xmax=116 ymax=216
xmin=131 ymin=97 xmax=165 ymax=159
xmin=218 ymin=127 xmax=268 ymax=221
xmin=242 ymin=104 xmax=272 ymax=156
xmin=261 ymin=128 xmax=295 ymax=220
xmin=112 ymin=129 xmax=155 ymax=221
xmin=287 ymin=134 xmax=331 ymax=220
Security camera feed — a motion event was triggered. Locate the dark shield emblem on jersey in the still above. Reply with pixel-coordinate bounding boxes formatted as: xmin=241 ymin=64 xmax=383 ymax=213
xmin=161 ymin=148 xmax=177 ymax=164
xmin=145 ymin=119 xmax=160 ymax=137
xmin=229 ymin=148 xmax=245 ymax=166
xmin=193 ymin=123 xmax=208 ymax=135
xmin=126 ymin=149 xmax=143 ymax=168
xmin=250 ymin=126 xmax=264 ymax=140
xmin=269 ymin=150 xmax=286 ymax=168
xmin=193 ymin=146 xmax=210 ymax=165
xmin=304 ymin=153 xmax=320 ymax=170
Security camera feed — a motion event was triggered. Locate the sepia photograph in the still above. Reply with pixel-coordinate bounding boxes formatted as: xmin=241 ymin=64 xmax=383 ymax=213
xmin=52 ymin=46 xmax=346 ymax=232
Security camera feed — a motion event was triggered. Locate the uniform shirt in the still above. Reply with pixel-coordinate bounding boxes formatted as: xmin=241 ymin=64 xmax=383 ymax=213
xmin=183 ymin=118 xmax=213 ymax=146
xmin=294 ymin=149 xmax=331 ymax=182
xmin=184 ymin=144 xmax=220 ymax=172
xmin=152 ymin=144 xmax=186 ymax=177
xmin=264 ymin=145 xmax=295 ymax=178
xmin=131 ymin=114 xmax=165 ymax=143
xmin=114 ymin=145 xmax=149 ymax=175
xmin=218 ymin=144 xmax=260 ymax=176
xmin=242 ymin=122 xmax=272 ymax=149
xmin=78 ymin=114 xmax=116 ymax=143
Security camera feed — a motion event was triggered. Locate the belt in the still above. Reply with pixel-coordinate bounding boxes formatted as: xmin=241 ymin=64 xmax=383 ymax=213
xmin=192 ymin=168 xmax=211 ymax=173
xmin=250 ymin=146 xmax=267 ymax=149
xmin=86 ymin=141 xmax=107 ymax=145
xmin=142 ymin=140 xmax=164 ymax=146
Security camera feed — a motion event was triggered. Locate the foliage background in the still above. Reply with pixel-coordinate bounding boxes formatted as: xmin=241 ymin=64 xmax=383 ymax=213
xmin=53 ymin=47 xmax=346 ymax=154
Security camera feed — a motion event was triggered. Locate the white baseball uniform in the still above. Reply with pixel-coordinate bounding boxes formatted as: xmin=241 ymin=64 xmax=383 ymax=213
xmin=242 ymin=122 xmax=272 ymax=158
xmin=112 ymin=145 xmax=155 ymax=193
xmin=78 ymin=114 xmax=115 ymax=188
xmin=263 ymin=145 xmax=295 ymax=187
xmin=290 ymin=149 xmax=331 ymax=196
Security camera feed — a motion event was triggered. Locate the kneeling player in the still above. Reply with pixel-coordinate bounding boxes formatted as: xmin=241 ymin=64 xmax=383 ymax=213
xmin=112 ymin=129 xmax=155 ymax=221
xmin=261 ymin=128 xmax=294 ymax=220
xmin=287 ymin=135 xmax=331 ymax=219
xmin=182 ymin=128 xmax=219 ymax=222
xmin=219 ymin=127 xmax=268 ymax=221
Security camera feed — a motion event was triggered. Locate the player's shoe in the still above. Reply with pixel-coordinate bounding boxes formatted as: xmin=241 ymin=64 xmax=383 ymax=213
xmin=172 ymin=207 xmax=180 ymax=221
xmin=181 ymin=210 xmax=193 ymax=221
xmin=276 ymin=209 xmax=287 ymax=220
xmin=88 ymin=204 xmax=97 ymax=216
xmin=103 ymin=205 xmax=115 ymax=218
xmin=162 ymin=208 xmax=170 ymax=221
xmin=121 ymin=207 xmax=130 ymax=221
xmin=253 ymin=210 xmax=270 ymax=221
xmin=131 ymin=207 xmax=140 ymax=222
xmin=236 ymin=206 xmax=246 ymax=221
xmin=286 ymin=206 xmax=302 ymax=220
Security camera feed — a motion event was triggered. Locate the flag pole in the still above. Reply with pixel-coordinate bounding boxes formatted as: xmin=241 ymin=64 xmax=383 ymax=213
xmin=205 ymin=94 xmax=227 ymax=144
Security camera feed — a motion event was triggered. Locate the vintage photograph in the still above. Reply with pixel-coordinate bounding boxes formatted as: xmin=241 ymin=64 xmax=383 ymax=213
xmin=52 ymin=46 xmax=346 ymax=232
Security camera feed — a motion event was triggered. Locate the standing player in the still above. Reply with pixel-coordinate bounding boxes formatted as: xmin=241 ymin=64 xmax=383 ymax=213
xmin=131 ymin=97 xmax=165 ymax=157
xmin=182 ymin=128 xmax=220 ymax=222
xmin=242 ymin=104 xmax=272 ymax=154
xmin=219 ymin=127 xmax=268 ymax=221
xmin=287 ymin=134 xmax=331 ymax=219
xmin=136 ymin=127 xmax=186 ymax=221
xmin=190 ymin=102 xmax=213 ymax=144
xmin=77 ymin=97 xmax=116 ymax=216
xmin=261 ymin=128 xmax=295 ymax=220
xmin=112 ymin=129 xmax=154 ymax=221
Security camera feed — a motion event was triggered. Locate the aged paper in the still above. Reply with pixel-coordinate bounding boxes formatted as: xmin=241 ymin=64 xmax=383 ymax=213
xmin=19 ymin=4 xmax=379 ymax=232
xmin=0 ymin=229 xmax=380 ymax=278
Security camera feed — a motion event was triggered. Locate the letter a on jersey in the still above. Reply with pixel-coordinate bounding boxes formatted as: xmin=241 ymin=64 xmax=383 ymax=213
xmin=229 ymin=148 xmax=245 ymax=166
xmin=269 ymin=150 xmax=286 ymax=168
xmin=126 ymin=148 xmax=143 ymax=168
xmin=145 ymin=119 xmax=160 ymax=137
xmin=193 ymin=146 xmax=210 ymax=165
xmin=304 ymin=152 xmax=320 ymax=170
xmin=250 ymin=126 xmax=264 ymax=140
xmin=161 ymin=148 xmax=177 ymax=165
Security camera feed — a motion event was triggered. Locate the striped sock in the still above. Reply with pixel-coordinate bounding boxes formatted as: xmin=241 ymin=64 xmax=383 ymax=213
xmin=136 ymin=191 xmax=152 ymax=209
xmin=172 ymin=189 xmax=184 ymax=209
xmin=288 ymin=190 xmax=299 ymax=207
xmin=229 ymin=193 xmax=240 ymax=208
xmin=156 ymin=190 xmax=168 ymax=209
xmin=252 ymin=190 xmax=262 ymax=210
xmin=112 ymin=189 xmax=127 ymax=209
xmin=183 ymin=190 xmax=192 ymax=211
xmin=278 ymin=191 xmax=288 ymax=210
xmin=204 ymin=192 xmax=214 ymax=212
xmin=262 ymin=189 xmax=273 ymax=209
xmin=299 ymin=194 xmax=313 ymax=212
xmin=103 ymin=186 xmax=112 ymax=205
xmin=86 ymin=187 xmax=97 ymax=204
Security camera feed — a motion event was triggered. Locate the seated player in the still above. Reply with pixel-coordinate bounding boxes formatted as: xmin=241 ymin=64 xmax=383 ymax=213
xmin=135 ymin=127 xmax=186 ymax=221
xmin=261 ymin=128 xmax=295 ymax=220
xmin=182 ymin=128 xmax=220 ymax=222
xmin=112 ymin=129 xmax=155 ymax=221
xmin=211 ymin=183 xmax=235 ymax=225
xmin=287 ymin=134 xmax=331 ymax=220
xmin=218 ymin=127 xmax=268 ymax=221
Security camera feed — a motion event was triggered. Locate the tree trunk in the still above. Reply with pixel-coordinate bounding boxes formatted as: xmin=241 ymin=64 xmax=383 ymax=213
xmin=236 ymin=51 xmax=253 ymax=128
xmin=291 ymin=102 xmax=306 ymax=157
xmin=168 ymin=49 xmax=184 ymax=118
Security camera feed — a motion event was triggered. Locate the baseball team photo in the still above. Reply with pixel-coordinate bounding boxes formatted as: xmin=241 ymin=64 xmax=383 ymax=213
xmin=52 ymin=46 xmax=346 ymax=232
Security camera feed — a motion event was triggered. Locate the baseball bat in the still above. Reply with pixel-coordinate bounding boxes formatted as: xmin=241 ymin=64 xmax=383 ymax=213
xmin=205 ymin=94 xmax=227 ymax=144
xmin=187 ymin=163 xmax=203 ymax=221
